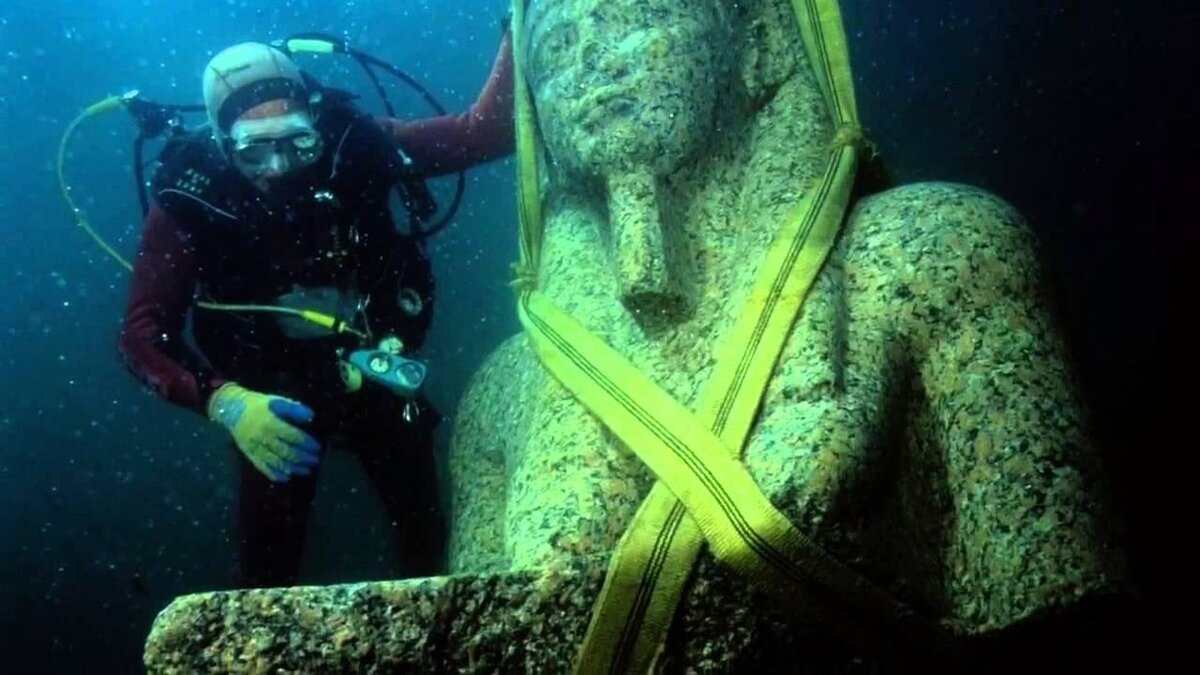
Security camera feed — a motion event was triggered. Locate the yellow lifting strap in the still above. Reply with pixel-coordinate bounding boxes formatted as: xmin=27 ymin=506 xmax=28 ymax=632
xmin=509 ymin=0 xmax=964 ymax=670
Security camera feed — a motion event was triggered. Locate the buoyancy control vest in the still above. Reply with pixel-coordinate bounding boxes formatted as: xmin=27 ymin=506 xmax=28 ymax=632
xmin=150 ymin=97 xmax=436 ymax=396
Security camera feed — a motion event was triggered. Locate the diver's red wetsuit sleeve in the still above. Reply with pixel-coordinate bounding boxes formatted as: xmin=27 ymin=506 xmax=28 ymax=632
xmin=118 ymin=204 xmax=225 ymax=414
xmin=376 ymin=32 xmax=515 ymax=176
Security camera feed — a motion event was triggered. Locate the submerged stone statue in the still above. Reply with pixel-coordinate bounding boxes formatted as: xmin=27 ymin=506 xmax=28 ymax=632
xmin=144 ymin=0 xmax=1131 ymax=671
xmin=450 ymin=0 xmax=1125 ymax=657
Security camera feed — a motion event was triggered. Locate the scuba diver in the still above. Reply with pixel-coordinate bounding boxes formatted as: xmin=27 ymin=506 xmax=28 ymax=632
xmin=115 ymin=29 xmax=514 ymax=588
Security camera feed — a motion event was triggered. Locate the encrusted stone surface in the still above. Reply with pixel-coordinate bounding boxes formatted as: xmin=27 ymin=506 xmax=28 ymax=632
xmin=143 ymin=566 xmax=602 ymax=673
xmin=144 ymin=556 xmax=835 ymax=674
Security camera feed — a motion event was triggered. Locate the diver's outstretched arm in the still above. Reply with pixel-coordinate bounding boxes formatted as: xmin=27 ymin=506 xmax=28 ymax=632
xmin=375 ymin=31 xmax=515 ymax=177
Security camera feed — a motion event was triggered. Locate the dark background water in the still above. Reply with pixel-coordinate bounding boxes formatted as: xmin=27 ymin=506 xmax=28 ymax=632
xmin=0 ymin=0 xmax=1188 ymax=671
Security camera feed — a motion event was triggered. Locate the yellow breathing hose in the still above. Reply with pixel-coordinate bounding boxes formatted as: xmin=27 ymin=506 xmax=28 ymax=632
xmin=58 ymin=95 xmax=135 ymax=272
xmin=57 ymin=93 xmax=364 ymax=340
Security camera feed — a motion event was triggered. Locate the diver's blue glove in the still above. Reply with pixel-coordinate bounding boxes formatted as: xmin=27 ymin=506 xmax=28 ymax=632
xmin=206 ymin=383 xmax=321 ymax=482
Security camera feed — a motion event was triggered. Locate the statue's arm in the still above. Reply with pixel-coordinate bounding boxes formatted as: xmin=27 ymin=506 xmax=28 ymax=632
xmin=893 ymin=184 xmax=1133 ymax=666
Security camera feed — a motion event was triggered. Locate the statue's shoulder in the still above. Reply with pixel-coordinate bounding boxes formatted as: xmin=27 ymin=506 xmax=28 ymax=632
xmin=839 ymin=181 xmax=1043 ymax=321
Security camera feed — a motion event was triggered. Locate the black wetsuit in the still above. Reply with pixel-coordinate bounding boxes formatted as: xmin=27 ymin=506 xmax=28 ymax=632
xmin=145 ymin=100 xmax=444 ymax=586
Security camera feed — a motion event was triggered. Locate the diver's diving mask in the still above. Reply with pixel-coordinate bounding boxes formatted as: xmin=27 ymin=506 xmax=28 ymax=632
xmin=228 ymin=111 xmax=324 ymax=177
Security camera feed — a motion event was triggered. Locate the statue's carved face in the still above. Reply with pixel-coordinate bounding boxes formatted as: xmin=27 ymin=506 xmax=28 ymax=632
xmin=523 ymin=0 xmax=727 ymax=176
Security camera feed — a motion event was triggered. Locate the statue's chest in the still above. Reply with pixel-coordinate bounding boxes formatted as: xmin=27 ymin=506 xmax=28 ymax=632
xmin=534 ymin=226 xmax=901 ymax=540
xmin=619 ymin=263 xmax=898 ymax=535
xmin=739 ymin=266 xmax=899 ymax=535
